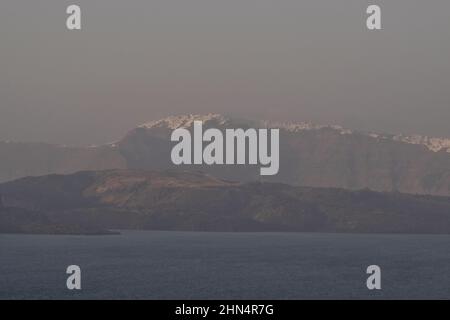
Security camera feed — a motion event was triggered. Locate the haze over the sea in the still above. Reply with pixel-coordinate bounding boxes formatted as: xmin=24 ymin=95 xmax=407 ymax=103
xmin=1 ymin=0 xmax=450 ymax=145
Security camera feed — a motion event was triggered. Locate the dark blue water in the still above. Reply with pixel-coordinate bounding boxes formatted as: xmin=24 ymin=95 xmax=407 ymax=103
xmin=1 ymin=231 xmax=449 ymax=299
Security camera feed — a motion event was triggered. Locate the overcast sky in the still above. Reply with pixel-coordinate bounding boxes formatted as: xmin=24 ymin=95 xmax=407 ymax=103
xmin=0 ymin=0 xmax=449 ymax=146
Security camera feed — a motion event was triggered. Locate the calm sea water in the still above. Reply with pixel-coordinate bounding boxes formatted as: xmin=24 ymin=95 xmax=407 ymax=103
xmin=0 ymin=231 xmax=449 ymax=299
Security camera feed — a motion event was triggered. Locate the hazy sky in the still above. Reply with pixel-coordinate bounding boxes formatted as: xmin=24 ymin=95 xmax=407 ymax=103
xmin=1 ymin=0 xmax=449 ymax=146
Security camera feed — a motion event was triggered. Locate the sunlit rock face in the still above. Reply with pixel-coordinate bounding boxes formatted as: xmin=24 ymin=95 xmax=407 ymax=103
xmin=118 ymin=114 xmax=450 ymax=196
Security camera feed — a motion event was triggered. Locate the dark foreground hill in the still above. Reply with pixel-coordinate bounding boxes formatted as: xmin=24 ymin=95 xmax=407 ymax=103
xmin=1 ymin=169 xmax=450 ymax=234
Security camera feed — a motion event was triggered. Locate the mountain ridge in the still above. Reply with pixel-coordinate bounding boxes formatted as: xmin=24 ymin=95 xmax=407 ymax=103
xmin=0 ymin=114 xmax=449 ymax=196
xmin=139 ymin=113 xmax=450 ymax=153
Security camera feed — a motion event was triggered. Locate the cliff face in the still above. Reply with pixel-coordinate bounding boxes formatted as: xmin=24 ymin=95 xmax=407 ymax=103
xmin=118 ymin=115 xmax=450 ymax=196
xmin=1 ymin=114 xmax=450 ymax=196
xmin=1 ymin=169 xmax=450 ymax=234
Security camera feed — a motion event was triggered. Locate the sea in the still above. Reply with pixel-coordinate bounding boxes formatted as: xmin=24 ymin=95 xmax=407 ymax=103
xmin=1 ymin=231 xmax=449 ymax=299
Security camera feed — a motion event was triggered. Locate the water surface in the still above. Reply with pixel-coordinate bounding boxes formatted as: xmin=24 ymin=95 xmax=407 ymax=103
xmin=1 ymin=231 xmax=449 ymax=299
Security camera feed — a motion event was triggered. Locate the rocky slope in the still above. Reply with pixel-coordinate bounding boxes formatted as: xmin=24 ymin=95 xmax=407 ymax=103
xmin=1 ymin=114 xmax=450 ymax=196
xmin=119 ymin=114 xmax=450 ymax=196
xmin=1 ymin=169 xmax=450 ymax=234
